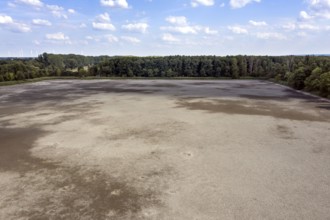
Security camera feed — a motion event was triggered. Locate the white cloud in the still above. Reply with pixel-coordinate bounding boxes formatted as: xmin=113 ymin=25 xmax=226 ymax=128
xmin=16 ymin=1 xmax=73 ymax=19
xmin=166 ymin=16 xmax=188 ymax=26
xmin=249 ymin=20 xmax=267 ymax=26
xmin=121 ymin=36 xmax=140 ymax=43
xmin=298 ymin=23 xmax=320 ymax=30
xmin=32 ymin=19 xmax=51 ymax=26
xmin=80 ymin=23 xmax=87 ymax=28
xmin=256 ymin=32 xmax=286 ymax=40
xmin=97 ymin=13 xmax=111 ymax=22
xmin=161 ymin=26 xmax=200 ymax=34
xmin=86 ymin=36 xmax=94 ymax=40
xmin=161 ymin=16 xmax=216 ymax=35
xmin=0 ymin=14 xmax=31 ymax=32
xmin=299 ymin=11 xmax=313 ymax=20
xmin=16 ymin=0 xmax=43 ymax=7
xmin=86 ymin=35 xmax=118 ymax=43
xmin=16 ymin=2 xmax=73 ymax=19
xmin=303 ymin=0 xmax=330 ymax=19
xmin=92 ymin=22 xmax=116 ymax=31
xmin=68 ymin=9 xmax=75 ymax=14
xmin=162 ymin=33 xmax=180 ymax=42
xmin=8 ymin=2 xmax=16 ymax=7
xmin=100 ymin=0 xmax=129 ymax=9
xmin=0 ymin=15 xmax=14 ymax=24
xmin=282 ymin=22 xmax=296 ymax=30
xmin=93 ymin=13 xmax=116 ymax=31
xmin=46 ymin=32 xmax=69 ymax=40
xmin=11 ymin=22 xmax=31 ymax=32
xmin=297 ymin=32 xmax=307 ymax=37
xmin=47 ymin=5 xmax=68 ymax=19
xmin=230 ymin=0 xmax=261 ymax=9
xmin=228 ymin=26 xmax=248 ymax=34
xmin=191 ymin=0 xmax=214 ymax=7
xmin=204 ymin=27 xmax=218 ymax=35
xmin=107 ymin=35 xmax=119 ymax=43
xmin=307 ymin=0 xmax=330 ymax=10
xmin=122 ymin=22 xmax=149 ymax=33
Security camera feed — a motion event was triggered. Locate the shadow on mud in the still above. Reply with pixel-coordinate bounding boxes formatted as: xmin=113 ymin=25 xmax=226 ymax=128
xmin=176 ymin=98 xmax=329 ymax=122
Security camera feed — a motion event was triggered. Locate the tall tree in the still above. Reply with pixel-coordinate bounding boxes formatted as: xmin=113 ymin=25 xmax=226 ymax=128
xmin=231 ymin=58 xmax=239 ymax=79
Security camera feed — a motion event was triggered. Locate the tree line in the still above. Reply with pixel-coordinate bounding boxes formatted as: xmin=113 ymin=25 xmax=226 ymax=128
xmin=0 ymin=53 xmax=329 ymax=98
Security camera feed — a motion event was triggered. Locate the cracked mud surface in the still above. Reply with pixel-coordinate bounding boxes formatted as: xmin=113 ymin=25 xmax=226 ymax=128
xmin=0 ymin=80 xmax=330 ymax=219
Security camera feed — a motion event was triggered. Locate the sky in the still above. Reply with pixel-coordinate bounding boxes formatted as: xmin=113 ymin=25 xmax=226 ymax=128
xmin=0 ymin=0 xmax=330 ymax=57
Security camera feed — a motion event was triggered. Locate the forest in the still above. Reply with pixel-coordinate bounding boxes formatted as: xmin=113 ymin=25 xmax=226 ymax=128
xmin=0 ymin=53 xmax=329 ymax=98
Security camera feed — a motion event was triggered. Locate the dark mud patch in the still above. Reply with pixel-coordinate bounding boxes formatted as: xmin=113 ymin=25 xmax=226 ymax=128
xmin=0 ymin=106 xmax=34 ymax=116
xmin=1 ymin=88 xmax=82 ymax=104
xmin=55 ymin=100 xmax=104 ymax=113
xmin=217 ymin=87 xmax=231 ymax=91
xmin=110 ymin=128 xmax=166 ymax=142
xmin=0 ymin=126 xmax=160 ymax=219
xmin=291 ymin=98 xmax=330 ymax=111
xmin=187 ymin=82 xmax=219 ymax=86
xmin=0 ymin=82 xmax=159 ymax=107
xmin=0 ymin=127 xmax=55 ymax=172
xmin=128 ymin=83 xmax=179 ymax=88
xmin=312 ymin=146 xmax=325 ymax=154
xmin=153 ymin=83 xmax=179 ymax=88
xmin=75 ymin=81 xmax=160 ymax=94
xmin=276 ymin=125 xmax=295 ymax=139
xmin=107 ymin=121 xmax=184 ymax=144
xmin=19 ymin=168 xmax=159 ymax=220
xmin=233 ymin=83 xmax=255 ymax=89
xmin=176 ymin=99 xmax=328 ymax=122
xmin=283 ymin=89 xmax=316 ymax=100
xmin=0 ymin=100 xmax=102 ymax=117
xmin=240 ymin=94 xmax=289 ymax=100
xmin=81 ymin=86 xmax=159 ymax=94
xmin=316 ymin=104 xmax=330 ymax=110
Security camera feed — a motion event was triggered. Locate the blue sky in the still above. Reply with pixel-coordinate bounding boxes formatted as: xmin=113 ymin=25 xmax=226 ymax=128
xmin=0 ymin=0 xmax=329 ymax=57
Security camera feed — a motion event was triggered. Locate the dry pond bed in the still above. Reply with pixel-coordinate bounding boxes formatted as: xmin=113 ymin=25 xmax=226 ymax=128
xmin=0 ymin=80 xmax=330 ymax=219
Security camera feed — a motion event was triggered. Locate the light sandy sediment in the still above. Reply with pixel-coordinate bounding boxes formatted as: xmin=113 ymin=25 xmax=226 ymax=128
xmin=0 ymin=80 xmax=329 ymax=219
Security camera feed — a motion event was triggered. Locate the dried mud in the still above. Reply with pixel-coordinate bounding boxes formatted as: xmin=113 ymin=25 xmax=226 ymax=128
xmin=0 ymin=80 xmax=330 ymax=219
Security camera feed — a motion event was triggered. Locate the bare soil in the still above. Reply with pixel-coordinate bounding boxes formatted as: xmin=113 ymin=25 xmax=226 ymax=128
xmin=0 ymin=80 xmax=329 ymax=219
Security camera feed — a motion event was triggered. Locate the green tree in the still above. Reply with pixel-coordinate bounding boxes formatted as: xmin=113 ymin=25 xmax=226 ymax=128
xmin=288 ymin=67 xmax=306 ymax=90
xmin=89 ymin=66 xmax=98 ymax=76
xmin=6 ymin=72 xmax=15 ymax=81
xmin=78 ymin=68 xmax=87 ymax=77
xmin=66 ymin=58 xmax=78 ymax=69
xmin=305 ymin=67 xmax=323 ymax=92
xmin=127 ymin=68 xmax=134 ymax=77
xmin=166 ymin=68 xmax=174 ymax=77
xmin=16 ymin=71 xmax=25 ymax=80
xmin=29 ymin=70 xmax=37 ymax=79
xmin=319 ymin=72 xmax=330 ymax=97
xmin=231 ymin=58 xmax=239 ymax=79
xmin=274 ymin=74 xmax=282 ymax=82
xmin=238 ymin=56 xmax=247 ymax=77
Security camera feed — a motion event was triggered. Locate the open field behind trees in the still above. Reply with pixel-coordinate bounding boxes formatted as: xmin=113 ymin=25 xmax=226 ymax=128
xmin=0 ymin=80 xmax=330 ymax=219
xmin=0 ymin=54 xmax=329 ymax=98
